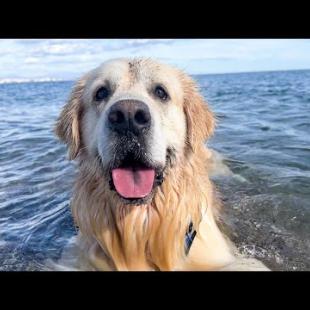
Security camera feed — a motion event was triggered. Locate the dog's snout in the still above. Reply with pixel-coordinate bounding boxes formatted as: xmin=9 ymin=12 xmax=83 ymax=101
xmin=107 ymin=100 xmax=151 ymax=135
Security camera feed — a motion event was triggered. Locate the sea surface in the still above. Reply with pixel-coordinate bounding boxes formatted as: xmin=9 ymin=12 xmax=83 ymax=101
xmin=0 ymin=70 xmax=309 ymax=271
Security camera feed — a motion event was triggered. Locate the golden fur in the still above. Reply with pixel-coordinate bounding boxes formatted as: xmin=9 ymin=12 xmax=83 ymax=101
xmin=55 ymin=58 xmax=269 ymax=271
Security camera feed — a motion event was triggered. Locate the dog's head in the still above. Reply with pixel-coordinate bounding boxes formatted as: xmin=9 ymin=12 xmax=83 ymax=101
xmin=55 ymin=58 xmax=215 ymax=206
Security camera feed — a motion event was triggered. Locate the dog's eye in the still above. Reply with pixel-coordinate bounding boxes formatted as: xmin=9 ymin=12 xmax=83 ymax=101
xmin=154 ymin=86 xmax=168 ymax=101
xmin=95 ymin=87 xmax=110 ymax=101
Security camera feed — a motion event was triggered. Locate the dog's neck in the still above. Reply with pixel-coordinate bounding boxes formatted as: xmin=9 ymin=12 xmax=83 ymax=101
xmin=71 ymin=148 xmax=216 ymax=271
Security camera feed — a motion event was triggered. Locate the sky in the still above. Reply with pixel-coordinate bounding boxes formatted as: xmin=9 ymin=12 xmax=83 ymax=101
xmin=1 ymin=39 xmax=310 ymax=80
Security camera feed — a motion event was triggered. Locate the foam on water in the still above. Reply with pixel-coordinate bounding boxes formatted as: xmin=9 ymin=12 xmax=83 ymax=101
xmin=206 ymin=149 xmax=248 ymax=183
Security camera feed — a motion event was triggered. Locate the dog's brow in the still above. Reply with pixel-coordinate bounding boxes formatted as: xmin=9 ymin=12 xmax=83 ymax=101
xmin=127 ymin=60 xmax=144 ymax=86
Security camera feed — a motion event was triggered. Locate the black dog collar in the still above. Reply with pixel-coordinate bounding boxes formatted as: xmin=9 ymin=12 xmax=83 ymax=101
xmin=185 ymin=221 xmax=197 ymax=255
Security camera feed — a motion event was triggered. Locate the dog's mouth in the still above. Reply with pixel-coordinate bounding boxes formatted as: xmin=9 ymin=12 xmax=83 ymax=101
xmin=108 ymin=152 xmax=164 ymax=204
xmin=112 ymin=166 xmax=155 ymax=199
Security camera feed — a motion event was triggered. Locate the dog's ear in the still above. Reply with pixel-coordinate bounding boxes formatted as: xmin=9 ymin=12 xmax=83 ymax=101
xmin=183 ymin=77 xmax=215 ymax=153
xmin=55 ymin=77 xmax=86 ymax=160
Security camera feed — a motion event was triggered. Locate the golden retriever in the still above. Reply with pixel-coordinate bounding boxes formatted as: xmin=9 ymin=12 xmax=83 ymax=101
xmin=55 ymin=58 xmax=269 ymax=271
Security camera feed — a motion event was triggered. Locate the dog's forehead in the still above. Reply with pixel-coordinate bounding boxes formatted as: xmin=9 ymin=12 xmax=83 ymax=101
xmin=91 ymin=59 xmax=130 ymax=83
xmin=93 ymin=58 xmax=182 ymax=87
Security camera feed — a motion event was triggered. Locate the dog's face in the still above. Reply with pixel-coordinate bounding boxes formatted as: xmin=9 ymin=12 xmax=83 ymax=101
xmin=56 ymin=58 xmax=214 ymax=205
xmin=82 ymin=58 xmax=187 ymax=204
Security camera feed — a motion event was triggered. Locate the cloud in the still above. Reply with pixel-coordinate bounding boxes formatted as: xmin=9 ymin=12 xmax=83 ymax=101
xmin=24 ymin=57 xmax=40 ymax=64
xmin=15 ymin=39 xmax=175 ymax=58
xmin=122 ymin=39 xmax=175 ymax=48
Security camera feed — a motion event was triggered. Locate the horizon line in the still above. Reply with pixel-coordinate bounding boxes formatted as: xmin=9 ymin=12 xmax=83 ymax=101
xmin=1 ymin=67 xmax=309 ymax=84
xmin=193 ymin=67 xmax=310 ymax=76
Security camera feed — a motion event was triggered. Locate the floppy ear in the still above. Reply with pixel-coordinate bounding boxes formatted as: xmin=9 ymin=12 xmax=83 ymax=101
xmin=183 ymin=78 xmax=215 ymax=153
xmin=55 ymin=78 xmax=86 ymax=160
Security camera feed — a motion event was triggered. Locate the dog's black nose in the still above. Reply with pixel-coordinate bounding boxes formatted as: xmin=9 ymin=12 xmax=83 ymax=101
xmin=107 ymin=100 xmax=151 ymax=135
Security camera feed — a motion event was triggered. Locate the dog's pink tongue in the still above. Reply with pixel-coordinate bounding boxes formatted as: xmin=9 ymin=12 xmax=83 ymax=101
xmin=112 ymin=167 xmax=155 ymax=198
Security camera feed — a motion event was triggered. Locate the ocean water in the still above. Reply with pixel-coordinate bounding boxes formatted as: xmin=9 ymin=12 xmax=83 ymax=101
xmin=0 ymin=70 xmax=309 ymax=271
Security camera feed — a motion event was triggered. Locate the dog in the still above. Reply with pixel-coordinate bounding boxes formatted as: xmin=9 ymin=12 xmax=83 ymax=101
xmin=55 ymin=58 xmax=269 ymax=271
